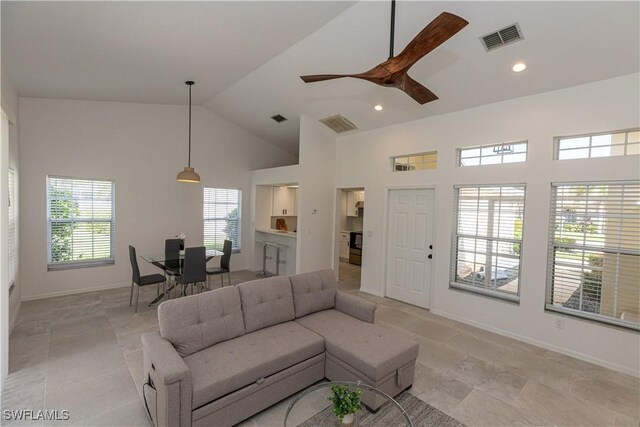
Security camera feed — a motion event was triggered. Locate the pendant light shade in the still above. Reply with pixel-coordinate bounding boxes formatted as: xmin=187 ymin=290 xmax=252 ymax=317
xmin=177 ymin=81 xmax=200 ymax=183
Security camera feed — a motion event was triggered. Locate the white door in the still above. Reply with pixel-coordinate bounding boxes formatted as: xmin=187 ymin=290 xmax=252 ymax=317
xmin=386 ymin=188 xmax=435 ymax=308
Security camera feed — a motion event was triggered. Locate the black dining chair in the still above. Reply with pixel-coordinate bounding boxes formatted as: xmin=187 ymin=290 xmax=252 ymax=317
xmin=175 ymin=246 xmax=207 ymax=296
xmin=163 ymin=238 xmax=183 ymax=298
xmin=206 ymin=240 xmax=232 ymax=288
xmin=129 ymin=245 xmax=166 ymax=312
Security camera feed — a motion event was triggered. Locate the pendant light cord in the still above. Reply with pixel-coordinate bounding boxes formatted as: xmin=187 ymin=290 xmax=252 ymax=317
xmin=389 ymin=0 xmax=396 ymax=59
xmin=188 ymin=83 xmax=192 ymax=167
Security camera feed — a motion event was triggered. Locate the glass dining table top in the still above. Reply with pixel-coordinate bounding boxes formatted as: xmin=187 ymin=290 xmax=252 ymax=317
xmin=140 ymin=249 xmax=223 ymax=264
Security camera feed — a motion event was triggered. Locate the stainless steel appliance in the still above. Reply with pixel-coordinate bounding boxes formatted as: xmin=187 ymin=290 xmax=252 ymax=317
xmin=349 ymin=231 xmax=362 ymax=266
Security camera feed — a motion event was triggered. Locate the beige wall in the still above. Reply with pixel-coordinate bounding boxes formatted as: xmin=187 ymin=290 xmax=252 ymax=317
xmin=18 ymin=97 xmax=296 ymax=300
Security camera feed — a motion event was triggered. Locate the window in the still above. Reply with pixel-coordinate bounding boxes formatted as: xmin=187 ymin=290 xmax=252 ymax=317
xmin=8 ymin=169 xmax=16 ymax=286
xmin=392 ymin=151 xmax=437 ymax=172
xmin=451 ymin=185 xmax=526 ymax=302
xmin=546 ymin=181 xmax=639 ymax=330
xmin=555 ymin=129 xmax=640 ymax=160
xmin=204 ymin=188 xmax=241 ymax=252
xmin=459 ymin=141 xmax=528 ymax=166
xmin=47 ymin=176 xmax=115 ymax=270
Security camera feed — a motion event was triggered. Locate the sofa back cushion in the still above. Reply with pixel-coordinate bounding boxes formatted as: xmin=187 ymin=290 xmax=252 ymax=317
xmin=158 ymin=286 xmax=245 ymax=357
xmin=290 ymin=269 xmax=337 ymax=318
xmin=237 ymin=276 xmax=295 ymax=333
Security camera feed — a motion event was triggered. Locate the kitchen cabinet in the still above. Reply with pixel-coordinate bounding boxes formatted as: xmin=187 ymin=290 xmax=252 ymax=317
xmin=346 ymin=191 xmax=364 ymax=217
xmin=339 ymin=232 xmax=350 ymax=260
xmin=272 ymin=186 xmax=297 ymax=216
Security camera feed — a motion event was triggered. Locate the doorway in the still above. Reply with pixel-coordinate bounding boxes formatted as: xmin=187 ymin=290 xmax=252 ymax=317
xmin=386 ymin=188 xmax=435 ymax=308
xmin=337 ymin=188 xmax=364 ymax=292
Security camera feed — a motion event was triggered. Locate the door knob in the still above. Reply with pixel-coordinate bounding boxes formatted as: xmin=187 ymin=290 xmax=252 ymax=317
xmin=428 ymin=254 xmax=433 ymax=259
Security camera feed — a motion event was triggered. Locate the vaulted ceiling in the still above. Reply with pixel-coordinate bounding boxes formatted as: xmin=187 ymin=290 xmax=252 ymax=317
xmin=3 ymin=1 xmax=639 ymax=157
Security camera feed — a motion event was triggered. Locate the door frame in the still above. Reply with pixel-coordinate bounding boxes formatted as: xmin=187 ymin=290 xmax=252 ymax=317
xmin=382 ymin=185 xmax=439 ymax=309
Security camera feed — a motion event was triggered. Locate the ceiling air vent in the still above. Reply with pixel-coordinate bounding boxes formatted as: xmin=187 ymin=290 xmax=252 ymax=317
xmin=271 ymin=114 xmax=288 ymax=123
xmin=481 ymin=23 xmax=524 ymax=51
xmin=319 ymin=114 xmax=358 ymax=133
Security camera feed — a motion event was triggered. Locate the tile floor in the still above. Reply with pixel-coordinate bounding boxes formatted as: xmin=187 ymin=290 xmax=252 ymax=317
xmin=3 ymin=264 xmax=639 ymax=426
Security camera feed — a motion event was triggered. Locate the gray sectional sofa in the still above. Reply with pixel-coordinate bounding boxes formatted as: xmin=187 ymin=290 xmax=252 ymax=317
xmin=141 ymin=269 xmax=418 ymax=427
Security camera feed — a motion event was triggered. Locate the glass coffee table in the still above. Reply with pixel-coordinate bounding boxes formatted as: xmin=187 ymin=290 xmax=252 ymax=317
xmin=284 ymin=381 xmax=413 ymax=427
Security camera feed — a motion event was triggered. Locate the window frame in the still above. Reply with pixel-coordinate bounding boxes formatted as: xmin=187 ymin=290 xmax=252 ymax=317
xmin=450 ymin=183 xmax=527 ymax=303
xmin=391 ymin=151 xmax=438 ymax=172
xmin=458 ymin=141 xmax=528 ymax=167
xmin=46 ymin=175 xmax=115 ymax=271
xmin=545 ymin=180 xmax=640 ymax=331
xmin=8 ymin=168 xmax=16 ymax=286
xmin=203 ymin=187 xmax=242 ymax=254
xmin=554 ymin=128 xmax=640 ymax=160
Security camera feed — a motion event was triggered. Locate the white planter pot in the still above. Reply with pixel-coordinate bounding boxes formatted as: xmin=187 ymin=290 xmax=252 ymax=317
xmin=342 ymin=413 xmax=355 ymax=426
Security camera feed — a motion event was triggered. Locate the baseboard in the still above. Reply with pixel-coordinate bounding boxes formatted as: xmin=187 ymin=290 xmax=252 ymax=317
xmin=358 ymin=286 xmax=384 ymax=298
xmin=431 ymin=308 xmax=639 ymax=378
xmin=21 ymin=282 xmax=130 ymax=301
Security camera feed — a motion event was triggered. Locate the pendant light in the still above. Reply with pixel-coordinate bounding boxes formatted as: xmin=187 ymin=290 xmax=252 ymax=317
xmin=177 ymin=81 xmax=201 ymax=183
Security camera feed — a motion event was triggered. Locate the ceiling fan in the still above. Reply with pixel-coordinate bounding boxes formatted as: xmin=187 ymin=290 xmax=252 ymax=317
xmin=300 ymin=1 xmax=468 ymax=104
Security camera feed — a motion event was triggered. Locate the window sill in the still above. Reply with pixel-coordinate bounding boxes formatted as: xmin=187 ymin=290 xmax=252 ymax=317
xmin=545 ymin=305 xmax=639 ymax=332
xmin=48 ymin=259 xmax=115 ymax=271
xmin=449 ymin=281 xmax=520 ymax=304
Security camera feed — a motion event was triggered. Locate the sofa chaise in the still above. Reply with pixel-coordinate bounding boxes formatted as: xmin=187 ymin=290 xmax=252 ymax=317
xmin=141 ymin=269 xmax=419 ymax=426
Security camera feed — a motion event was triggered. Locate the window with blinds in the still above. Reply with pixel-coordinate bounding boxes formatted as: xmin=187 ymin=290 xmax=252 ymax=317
xmin=451 ymin=185 xmax=526 ymax=302
xmin=546 ymin=181 xmax=640 ymax=330
xmin=459 ymin=141 xmax=528 ymax=167
xmin=8 ymin=169 xmax=16 ymax=286
xmin=47 ymin=176 xmax=115 ymax=270
xmin=204 ymin=188 xmax=241 ymax=252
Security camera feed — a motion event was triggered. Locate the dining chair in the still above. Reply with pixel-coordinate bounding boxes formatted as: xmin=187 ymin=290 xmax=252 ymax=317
xmin=206 ymin=240 xmax=232 ymax=288
xmin=175 ymin=246 xmax=207 ymax=296
xmin=129 ymin=245 xmax=166 ymax=312
xmin=163 ymin=238 xmax=183 ymax=298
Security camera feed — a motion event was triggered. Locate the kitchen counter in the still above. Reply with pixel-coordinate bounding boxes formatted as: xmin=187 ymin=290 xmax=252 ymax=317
xmin=256 ymin=228 xmax=297 ymax=238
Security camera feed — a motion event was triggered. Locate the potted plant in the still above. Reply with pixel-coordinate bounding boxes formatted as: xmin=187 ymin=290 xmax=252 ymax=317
xmin=329 ymin=384 xmax=361 ymax=426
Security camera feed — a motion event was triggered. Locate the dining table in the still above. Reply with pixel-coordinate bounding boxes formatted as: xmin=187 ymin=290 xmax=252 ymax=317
xmin=140 ymin=249 xmax=223 ymax=305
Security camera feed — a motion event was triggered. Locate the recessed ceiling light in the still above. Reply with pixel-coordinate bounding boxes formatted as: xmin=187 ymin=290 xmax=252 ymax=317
xmin=512 ymin=62 xmax=526 ymax=72
xmin=374 ymin=104 xmax=383 ymax=111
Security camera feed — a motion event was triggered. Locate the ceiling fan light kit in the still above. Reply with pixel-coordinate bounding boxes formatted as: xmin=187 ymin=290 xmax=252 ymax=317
xmin=177 ymin=80 xmax=201 ymax=184
xmin=300 ymin=1 xmax=468 ymax=105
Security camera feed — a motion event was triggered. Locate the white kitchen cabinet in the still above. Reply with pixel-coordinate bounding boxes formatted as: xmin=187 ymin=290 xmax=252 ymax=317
xmin=339 ymin=232 xmax=350 ymax=260
xmin=272 ymin=187 xmax=297 ymax=216
xmin=346 ymin=191 xmax=362 ymax=217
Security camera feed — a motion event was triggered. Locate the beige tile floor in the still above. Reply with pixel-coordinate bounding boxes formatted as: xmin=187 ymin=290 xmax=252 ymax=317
xmin=3 ymin=264 xmax=639 ymax=426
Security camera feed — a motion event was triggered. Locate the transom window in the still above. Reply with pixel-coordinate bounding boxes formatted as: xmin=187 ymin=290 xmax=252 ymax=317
xmin=47 ymin=176 xmax=115 ymax=270
xmin=391 ymin=151 xmax=437 ymax=172
xmin=546 ymin=181 xmax=639 ymax=330
xmin=451 ymin=185 xmax=526 ymax=302
xmin=555 ymin=129 xmax=639 ymax=160
xmin=204 ymin=188 xmax=241 ymax=252
xmin=459 ymin=141 xmax=527 ymax=167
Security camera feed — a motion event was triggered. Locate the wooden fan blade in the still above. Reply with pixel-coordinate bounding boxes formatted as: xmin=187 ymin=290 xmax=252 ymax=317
xmin=397 ymin=74 xmax=438 ymax=104
xmin=386 ymin=12 xmax=469 ymax=73
xmin=300 ymin=74 xmax=352 ymax=83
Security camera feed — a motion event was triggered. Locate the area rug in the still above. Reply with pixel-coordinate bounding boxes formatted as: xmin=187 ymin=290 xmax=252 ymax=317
xmin=298 ymin=391 xmax=466 ymax=427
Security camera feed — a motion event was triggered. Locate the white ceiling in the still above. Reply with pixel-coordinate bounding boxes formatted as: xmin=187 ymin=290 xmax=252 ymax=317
xmin=3 ymin=2 xmax=639 ymax=157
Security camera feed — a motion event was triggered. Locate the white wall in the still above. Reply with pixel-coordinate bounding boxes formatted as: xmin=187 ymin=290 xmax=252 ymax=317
xmin=336 ymin=74 xmax=640 ymax=375
xmin=18 ymin=97 xmax=297 ymax=300
xmin=297 ymin=116 xmax=337 ymax=273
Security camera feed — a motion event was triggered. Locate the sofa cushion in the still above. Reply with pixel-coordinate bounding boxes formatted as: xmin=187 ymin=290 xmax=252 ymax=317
xmin=158 ymin=287 xmax=244 ymax=357
xmin=296 ymin=309 xmax=418 ymax=381
xmin=290 ymin=269 xmax=337 ymax=318
xmin=183 ymin=321 xmax=325 ymax=409
xmin=237 ymin=276 xmax=295 ymax=333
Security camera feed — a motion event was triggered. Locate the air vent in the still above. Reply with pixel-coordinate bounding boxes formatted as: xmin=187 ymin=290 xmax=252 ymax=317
xmin=271 ymin=114 xmax=288 ymax=123
xmin=481 ymin=23 xmax=523 ymax=51
xmin=319 ymin=114 xmax=358 ymax=133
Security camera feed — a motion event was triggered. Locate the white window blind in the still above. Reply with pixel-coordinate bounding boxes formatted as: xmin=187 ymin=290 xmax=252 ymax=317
xmin=204 ymin=188 xmax=241 ymax=252
xmin=47 ymin=176 xmax=115 ymax=270
xmin=459 ymin=141 xmax=528 ymax=167
xmin=555 ymin=129 xmax=639 ymax=160
xmin=8 ymin=169 xmax=16 ymax=286
xmin=451 ymin=185 xmax=526 ymax=302
xmin=546 ymin=181 xmax=640 ymax=330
